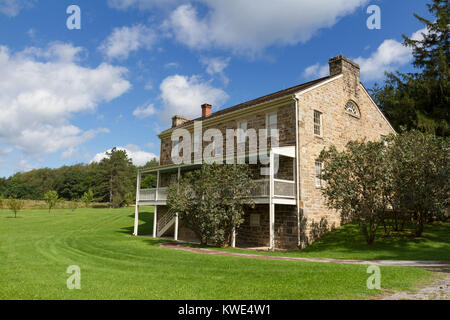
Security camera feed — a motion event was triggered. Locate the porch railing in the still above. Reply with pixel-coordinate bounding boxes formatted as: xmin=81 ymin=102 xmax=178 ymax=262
xmin=139 ymin=179 xmax=295 ymax=202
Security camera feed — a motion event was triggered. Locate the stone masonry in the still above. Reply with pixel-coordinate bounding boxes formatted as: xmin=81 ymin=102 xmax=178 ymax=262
xmin=153 ymin=55 xmax=395 ymax=250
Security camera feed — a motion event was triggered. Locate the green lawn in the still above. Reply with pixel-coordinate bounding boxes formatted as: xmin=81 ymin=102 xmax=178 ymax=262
xmin=194 ymin=221 xmax=450 ymax=261
xmin=0 ymin=207 xmax=437 ymax=300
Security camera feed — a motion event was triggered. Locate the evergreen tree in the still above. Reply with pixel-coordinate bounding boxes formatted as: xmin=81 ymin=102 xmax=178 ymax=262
xmin=96 ymin=148 xmax=135 ymax=208
xmin=372 ymin=0 xmax=449 ymax=136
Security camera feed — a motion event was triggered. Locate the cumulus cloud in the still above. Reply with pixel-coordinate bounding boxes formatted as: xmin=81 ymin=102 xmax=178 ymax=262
xmin=133 ymin=103 xmax=157 ymax=118
xmin=0 ymin=43 xmax=130 ymax=156
xmin=159 ymin=74 xmax=229 ymax=122
xmin=91 ymin=145 xmax=158 ymax=166
xmin=302 ymin=27 xmax=429 ymax=81
xmin=0 ymin=0 xmax=33 ymax=17
xmin=99 ymin=24 xmax=156 ymax=60
xmin=107 ymin=0 xmax=183 ymax=10
xmin=302 ymin=63 xmax=329 ymax=79
xmin=161 ymin=0 xmax=369 ymax=55
xmin=355 ymin=27 xmax=428 ymax=81
xmin=201 ymin=56 xmax=231 ymax=84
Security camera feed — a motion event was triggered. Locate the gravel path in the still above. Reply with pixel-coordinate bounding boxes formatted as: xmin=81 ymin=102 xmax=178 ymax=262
xmin=158 ymin=242 xmax=450 ymax=267
xmin=382 ymin=271 xmax=450 ymax=300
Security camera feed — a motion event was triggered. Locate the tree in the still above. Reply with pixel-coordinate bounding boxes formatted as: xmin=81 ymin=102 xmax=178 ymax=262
xmin=7 ymin=197 xmax=24 ymax=218
xmin=167 ymin=163 xmax=255 ymax=247
xmin=96 ymin=148 xmax=135 ymax=208
xmin=81 ymin=189 xmax=94 ymax=208
xmin=44 ymin=190 xmax=59 ymax=213
xmin=69 ymin=199 xmax=80 ymax=212
xmin=0 ymin=195 xmax=3 ymax=208
xmin=386 ymin=130 xmax=449 ymax=236
xmin=319 ymin=141 xmax=391 ymax=245
xmin=371 ymin=0 xmax=449 ymax=136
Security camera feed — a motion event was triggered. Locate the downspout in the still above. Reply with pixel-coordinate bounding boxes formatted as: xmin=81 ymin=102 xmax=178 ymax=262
xmin=293 ymin=96 xmax=302 ymax=248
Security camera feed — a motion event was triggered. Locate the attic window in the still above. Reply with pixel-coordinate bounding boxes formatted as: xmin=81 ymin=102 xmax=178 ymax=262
xmin=345 ymin=101 xmax=360 ymax=118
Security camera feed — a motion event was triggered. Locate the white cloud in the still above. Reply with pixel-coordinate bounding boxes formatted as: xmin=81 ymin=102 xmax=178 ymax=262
xmin=354 ymin=39 xmax=412 ymax=81
xmin=302 ymin=27 xmax=429 ymax=81
xmin=162 ymin=1 xmax=369 ymax=55
xmin=91 ymin=145 xmax=158 ymax=166
xmin=164 ymin=62 xmax=180 ymax=68
xmin=354 ymin=27 xmax=428 ymax=81
xmin=159 ymin=74 xmax=229 ymax=122
xmin=133 ymin=103 xmax=156 ymax=118
xmin=0 ymin=43 xmax=130 ymax=156
xmin=302 ymin=63 xmax=329 ymax=79
xmin=107 ymin=0 xmax=183 ymax=10
xmin=0 ymin=0 xmax=33 ymax=17
xmin=99 ymin=24 xmax=156 ymax=60
xmin=201 ymin=56 xmax=231 ymax=85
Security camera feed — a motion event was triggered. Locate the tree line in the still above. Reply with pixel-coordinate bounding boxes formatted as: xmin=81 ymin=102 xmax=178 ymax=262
xmin=0 ymin=148 xmax=158 ymax=208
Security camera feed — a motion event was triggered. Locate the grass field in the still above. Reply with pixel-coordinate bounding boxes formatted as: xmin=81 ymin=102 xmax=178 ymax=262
xmin=0 ymin=207 xmax=438 ymax=300
xmin=189 ymin=221 xmax=450 ymax=261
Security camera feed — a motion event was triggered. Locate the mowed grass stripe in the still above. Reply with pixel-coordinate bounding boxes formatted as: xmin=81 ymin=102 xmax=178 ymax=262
xmin=0 ymin=208 xmax=435 ymax=300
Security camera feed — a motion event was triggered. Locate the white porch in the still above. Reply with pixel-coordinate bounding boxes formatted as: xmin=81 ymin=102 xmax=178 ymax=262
xmin=133 ymin=146 xmax=298 ymax=251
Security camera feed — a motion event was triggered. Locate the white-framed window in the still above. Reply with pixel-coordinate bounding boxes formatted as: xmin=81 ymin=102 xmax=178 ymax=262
xmin=172 ymin=139 xmax=179 ymax=156
xmin=345 ymin=100 xmax=361 ymax=118
xmin=315 ymin=161 xmax=323 ymax=188
xmin=213 ymin=137 xmax=223 ymax=156
xmin=314 ymin=110 xmax=323 ymax=137
xmin=238 ymin=121 xmax=248 ymax=143
xmin=193 ymin=133 xmax=200 ymax=153
xmin=267 ymin=112 xmax=278 ymax=137
xmin=250 ymin=214 xmax=261 ymax=227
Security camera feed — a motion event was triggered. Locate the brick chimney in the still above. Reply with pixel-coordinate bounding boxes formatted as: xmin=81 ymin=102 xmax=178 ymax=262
xmin=172 ymin=115 xmax=190 ymax=128
xmin=201 ymin=104 xmax=212 ymax=118
xmin=329 ymin=55 xmax=360 ymax=96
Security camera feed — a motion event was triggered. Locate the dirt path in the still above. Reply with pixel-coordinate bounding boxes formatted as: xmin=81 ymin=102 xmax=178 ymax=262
xmin=382 ymin=271 xmax=450 ymax=300
xmin=158 ymin=242 xmax=450 ymax=267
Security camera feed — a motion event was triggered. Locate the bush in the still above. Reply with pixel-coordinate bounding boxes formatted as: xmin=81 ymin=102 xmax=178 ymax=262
xmin=319 ymin=141 xmax=390 ymax=244
xmin=7 ymin=197 xmax=24 ymax=218
xmin=386 ymin=130 xmax=449 ymax=236
xmin=167 ymin=163 xmax=255 ymax=247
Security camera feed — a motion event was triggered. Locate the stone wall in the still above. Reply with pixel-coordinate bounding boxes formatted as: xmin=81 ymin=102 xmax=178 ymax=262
xmin=159 ymin=104 xmax=297 ymax=166
xmin=296 ymin=63 xmax=396 ymax=245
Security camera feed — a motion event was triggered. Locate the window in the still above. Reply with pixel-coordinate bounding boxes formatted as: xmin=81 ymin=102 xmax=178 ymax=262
xmin=214 ymin=137 xmax=223 ymax=156
xmin=315 ymin=161 xmax=323 ymax=188
xmin=250 ymin=214 xmax=261 ymax=227
xmin=238 ymin=121 xmax=248 ymax=143
xmin=345 ymin=100 xmax=361 ymax=118
xmin=193 ymin=133 xmax=200 ymax=153
xmin=172 ymin=139 xmax=179 ymax=156
xmin=314 ymin=110 xmax=323 ymax=136
xmin=267 ymin=113 xmax=278 ymax=137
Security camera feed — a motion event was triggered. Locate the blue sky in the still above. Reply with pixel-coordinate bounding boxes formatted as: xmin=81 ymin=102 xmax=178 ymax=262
xmin=0 ymin=0 xmax=431 ymax=177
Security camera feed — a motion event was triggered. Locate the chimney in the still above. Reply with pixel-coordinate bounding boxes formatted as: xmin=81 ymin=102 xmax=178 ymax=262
xmin=172 ymin=115 xmax=190 ymax=128
xmin=202 ymin=104 xmax=212 ymax=118
xmin=329 ymin=55 xmax=361 ymax=96
xmin=329 ymin=55 xmax=360 ymax=81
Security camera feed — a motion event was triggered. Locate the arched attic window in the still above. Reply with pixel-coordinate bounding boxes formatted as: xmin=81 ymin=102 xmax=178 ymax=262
xmin=345 ymin=100 xmax=361 ymax=118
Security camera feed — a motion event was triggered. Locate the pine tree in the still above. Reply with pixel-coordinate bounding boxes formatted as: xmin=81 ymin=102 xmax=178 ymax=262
xmin=372 ymin=0 xmax=449 ymax=136
xmin=96 ymin=148 xmax=135 ymax=208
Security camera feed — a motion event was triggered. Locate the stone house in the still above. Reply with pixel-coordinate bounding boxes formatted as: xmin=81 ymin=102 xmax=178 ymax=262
xmin=133 ymin=55 xmax=396 ymax=250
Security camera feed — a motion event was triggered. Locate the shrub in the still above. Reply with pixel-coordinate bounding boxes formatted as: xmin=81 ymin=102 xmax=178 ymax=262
xmin=167 ymin=163 xmax=255 ymax=247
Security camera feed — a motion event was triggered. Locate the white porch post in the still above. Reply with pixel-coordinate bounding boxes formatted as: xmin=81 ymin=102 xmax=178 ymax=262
xmin=174 ymin=167 xmax=181 ymax=241
xmin=153 ymin=205 xmax=158 ymax=238
xmin=269 ymin=150 xmax=275 ymax=251
xmin=153 ymin=170 xmax=160 ymax=238
xmin=174 ymin=213 xmax=179 ymax=241
xmin=133 ymin=169 xmax=141 ymax=236
xmin=231 ymin=228 xmax=236 ymax=248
